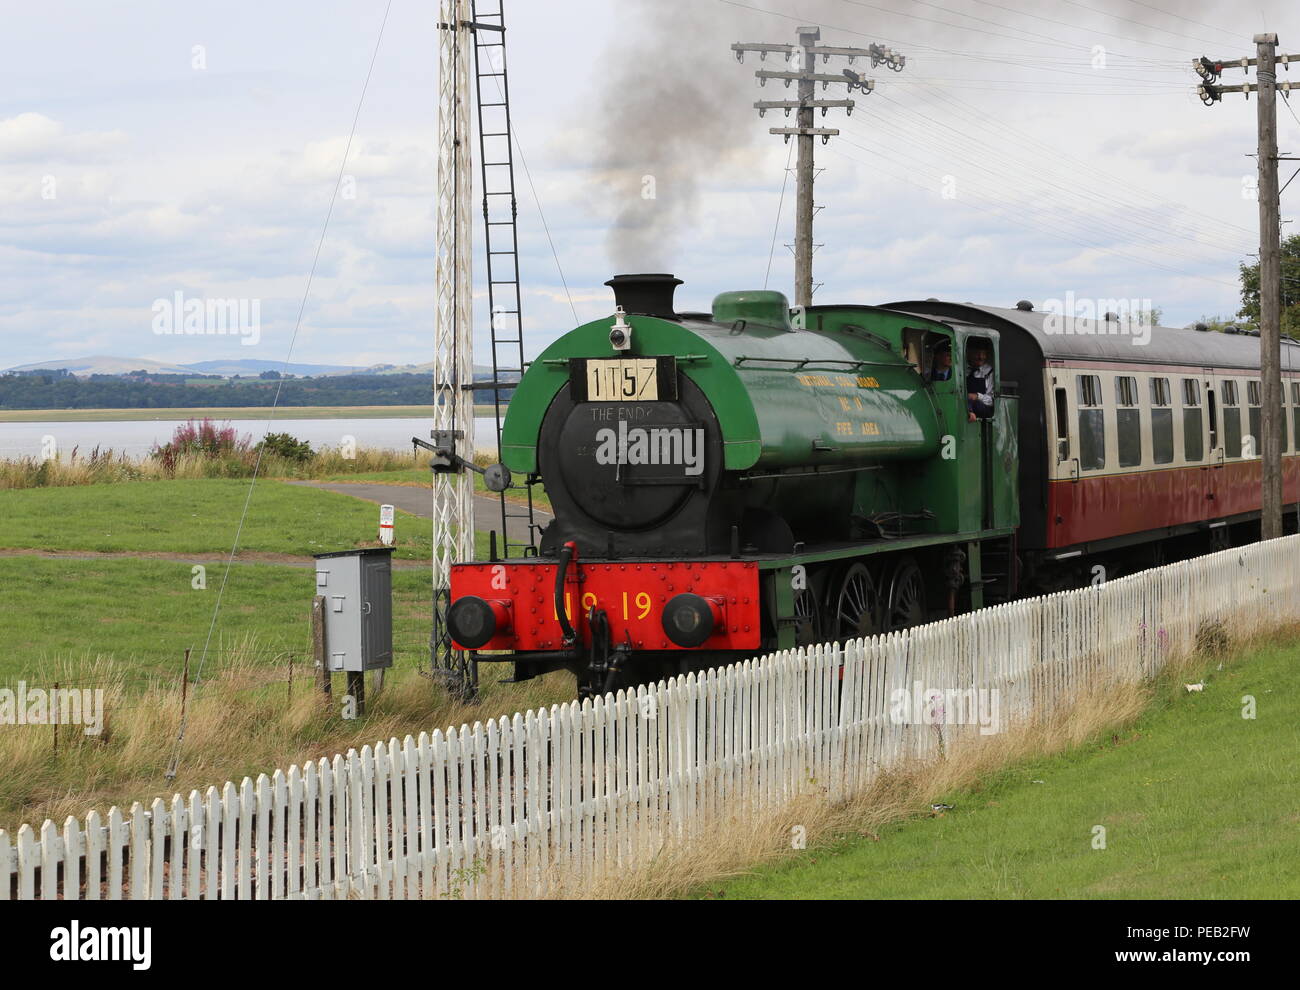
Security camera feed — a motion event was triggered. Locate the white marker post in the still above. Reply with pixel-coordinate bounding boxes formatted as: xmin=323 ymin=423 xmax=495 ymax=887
xmin=379 ymin=504 xmax=395 ymax=546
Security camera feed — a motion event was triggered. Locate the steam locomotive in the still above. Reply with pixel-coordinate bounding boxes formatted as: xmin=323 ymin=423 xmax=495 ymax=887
xmin=447 ymin=273 xmax=1300 ymax=697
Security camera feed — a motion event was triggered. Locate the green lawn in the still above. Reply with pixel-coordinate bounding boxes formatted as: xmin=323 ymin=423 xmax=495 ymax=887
xmin=0 ymin=478 xmax=493 ymax=687
xmin=0 ymin=478 xmax=436 ymax=559
xmin=0 ymin=557 xmax=439 ymax=687
xmin=712 ymin=637 xmax=1300 ymax=899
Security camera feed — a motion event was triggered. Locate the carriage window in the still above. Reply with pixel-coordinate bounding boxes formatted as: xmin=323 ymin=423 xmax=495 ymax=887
xmin=1116 ymin=376 xmax=1141 ymax=467
xmin=1246 ymin=380 xmax=1261 ymax=458
xmin=1054 ymin=387 xmax=1069 ymax=463
xmin=1221 ymin=380 xmax=1243 ymax=457
xmin=1150 ymin=387 xmax=1174 ymax=465
xmin=1150 ymin=377 xmax=1171 ymax=407
xmin=1285 ymin=384 xmax=1292 ymax=453
xmin=1078 ymin=375 xmax=1102 ymax=407
xmin=1293 ymin=382 xmax=1300 ymax=453
xmin=1182 ymin=378 xmax=1203 ymax=462
xmin=1077 ymin=375 xmax=1105 ymax=471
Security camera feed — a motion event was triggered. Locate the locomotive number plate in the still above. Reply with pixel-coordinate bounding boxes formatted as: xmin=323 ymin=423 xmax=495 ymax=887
xmin=570 ymin=357 xmax=677 ymax=402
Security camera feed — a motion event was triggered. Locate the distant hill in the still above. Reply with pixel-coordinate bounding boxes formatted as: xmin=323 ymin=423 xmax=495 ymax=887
xmin=7 ymin=356 xmax=399 ymax=379
xmin=353 ymin=362 xmax=501 ymax=377
xmin=187 ymin=359 xmax=362 ymax=377
xmin=4 ymin=356 xmax=512 ymax=381
xmin=5 ymin=355 xmax=197 ymax=377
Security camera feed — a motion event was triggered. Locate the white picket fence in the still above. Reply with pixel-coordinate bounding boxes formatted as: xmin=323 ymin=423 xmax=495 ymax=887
xmin=3 ymin=536 xmax=1296 ymax=899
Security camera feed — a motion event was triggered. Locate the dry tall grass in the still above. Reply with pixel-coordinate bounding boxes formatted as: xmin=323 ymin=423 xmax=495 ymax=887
xmin=0 ymin=641 xmax=573 ymax=831
xmin=566 ymin=621 xmax=1259 ymax=900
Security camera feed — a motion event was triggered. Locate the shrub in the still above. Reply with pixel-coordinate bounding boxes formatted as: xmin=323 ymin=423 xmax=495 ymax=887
xmin=255 ymin=432 xmax=313 ymax=462
xmin=151 ymin=419 xmax=252 ymax=476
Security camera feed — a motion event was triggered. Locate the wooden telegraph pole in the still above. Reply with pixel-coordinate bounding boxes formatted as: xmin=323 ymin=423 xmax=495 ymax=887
xmin=733 ymin=30 xmax=905 ymax=308
xmin=1196 ymin=36 xmax=1296 ymax=540
xmin=792 ymin=27 xmax=819 ymax=309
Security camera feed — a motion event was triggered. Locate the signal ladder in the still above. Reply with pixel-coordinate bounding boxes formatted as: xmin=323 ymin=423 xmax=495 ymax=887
xmin=471 ymin=0 xmax=537 ymax=558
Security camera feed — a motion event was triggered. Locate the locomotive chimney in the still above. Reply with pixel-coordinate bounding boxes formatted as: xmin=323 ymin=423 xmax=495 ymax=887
xmin=605 ymin=273 xmax=683 ymax=319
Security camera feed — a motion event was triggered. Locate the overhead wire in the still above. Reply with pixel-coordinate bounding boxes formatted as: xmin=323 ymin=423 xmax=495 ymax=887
xmin=1118 ymin=0 xmax=1246 ymax=42
xmin=720 ymin=0 xmax=1189 ymax=81
xmin=473 ymin=57 xmax=582 ymax=332
xmin=838 ymin=103 xmax=1245 ymax=275
xmin=765 ymin=139 xmax=796 ymax=289
xmin=1053 ymin=0 xmax=1236 ymax=49
xmin=825 ymin=133 xmax=1241 ymax=290
xmin=966 ymin=0 xmax=1203 ymax=55
xmin=859 ymin=69 xmax=1257 ymax=243
xmin=870 ymin=85 xmax=1257 ymax=250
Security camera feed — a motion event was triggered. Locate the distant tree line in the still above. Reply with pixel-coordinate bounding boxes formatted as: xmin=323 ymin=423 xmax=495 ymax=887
xmin=0 ymin=372 xmax=517 ymax=410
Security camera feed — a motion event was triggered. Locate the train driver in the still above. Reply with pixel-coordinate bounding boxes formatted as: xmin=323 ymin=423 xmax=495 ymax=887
xmin=929 ymin=341 xmax=954 ymax=382
xmin=966 ymin=342 xmax=995 ymax=422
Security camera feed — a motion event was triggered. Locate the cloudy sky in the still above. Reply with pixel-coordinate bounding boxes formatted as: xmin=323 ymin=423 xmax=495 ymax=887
xmin=2 ymin=0 xmax=1297 ymax=371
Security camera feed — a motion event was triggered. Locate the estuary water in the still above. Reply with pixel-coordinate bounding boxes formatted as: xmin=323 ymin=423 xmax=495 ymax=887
xmin=0 ymin=416 xmax=502 ymax=460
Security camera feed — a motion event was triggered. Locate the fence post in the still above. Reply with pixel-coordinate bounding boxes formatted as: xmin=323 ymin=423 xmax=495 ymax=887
xmin=312 ymin=596 xmax=331 ymax=710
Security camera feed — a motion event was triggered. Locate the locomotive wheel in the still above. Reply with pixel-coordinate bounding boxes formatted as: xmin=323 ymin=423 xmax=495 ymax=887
xmin=833 ymin=562 xmax=878 ymax=642
xmin=884 ymin=558 xmax=927 ymax=632
xmin=793 ymin=582 xmax=823 ymax=646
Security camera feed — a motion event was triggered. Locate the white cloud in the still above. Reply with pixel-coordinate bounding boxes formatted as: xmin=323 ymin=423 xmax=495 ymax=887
xmin=0 ymin=112 xmax=127 ymax=163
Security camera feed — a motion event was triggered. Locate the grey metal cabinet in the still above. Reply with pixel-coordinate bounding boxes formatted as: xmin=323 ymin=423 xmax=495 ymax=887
xmin=313 ymin=548 xmax=393 ymax=672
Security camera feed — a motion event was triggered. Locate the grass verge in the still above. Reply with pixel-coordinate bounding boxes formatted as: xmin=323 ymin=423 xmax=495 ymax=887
xmin=580 ymin=625 xmax=1300 ymax=900
xmin=0 ymin=649 xmax=572 ymax=832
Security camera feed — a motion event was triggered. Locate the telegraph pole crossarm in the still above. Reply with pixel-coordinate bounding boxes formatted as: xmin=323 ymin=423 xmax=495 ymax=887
xmin=1194 ymin=46 xmax=1299 ymax=104
xmin=753 ymin=99 xmax=855 ymax=116
xmin=733 ymin=26 xmax=904 ymax=308
xmin=754 ymin=69 xmax=868 ymax=86
xmin=1197 ymin=81 xmax=1297 ymax=103
xmin=769 ymin=127 xmax=840 ymax=144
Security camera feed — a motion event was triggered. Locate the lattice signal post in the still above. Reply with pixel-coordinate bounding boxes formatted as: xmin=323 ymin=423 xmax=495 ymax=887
xmin=432 ymin=0 xmax=477 ymax=698
xmin=732 ymin=27 xmax=904 ymax=307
